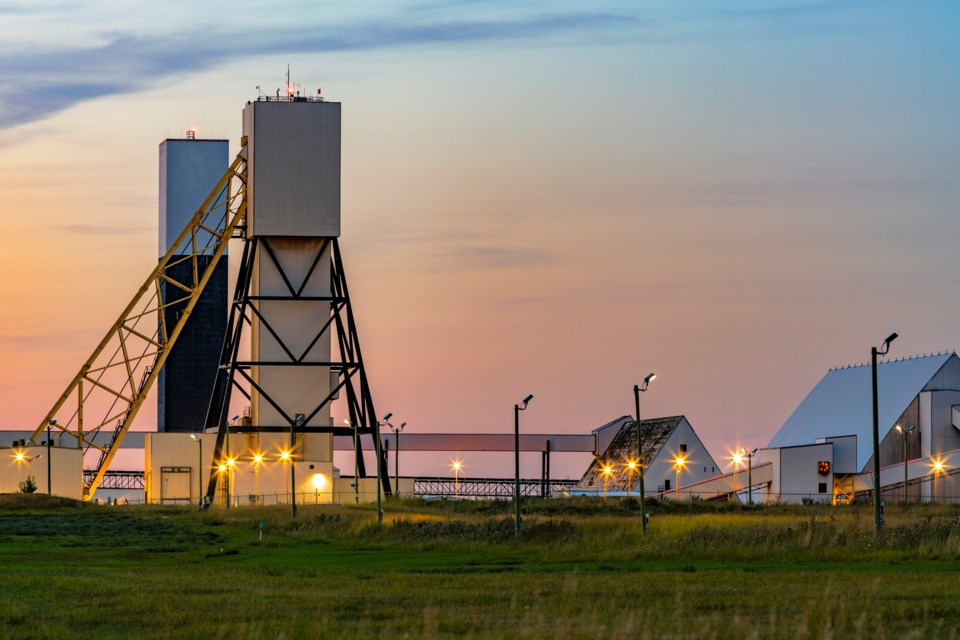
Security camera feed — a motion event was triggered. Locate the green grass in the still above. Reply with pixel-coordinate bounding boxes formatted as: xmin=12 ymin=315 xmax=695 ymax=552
xmin=2 ymin=495 xmax=960 ymax=638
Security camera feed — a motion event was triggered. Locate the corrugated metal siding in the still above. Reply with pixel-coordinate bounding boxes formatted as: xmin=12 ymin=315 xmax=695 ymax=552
xmin=768 ymin=353 xmax=955 ymax=471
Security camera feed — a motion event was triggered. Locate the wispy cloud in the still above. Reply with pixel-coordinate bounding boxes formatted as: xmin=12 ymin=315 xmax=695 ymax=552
xmin=0 ymin=11 xmax=632 ymax=130
xmin=62 ymin=223 xmax=153 ymax=236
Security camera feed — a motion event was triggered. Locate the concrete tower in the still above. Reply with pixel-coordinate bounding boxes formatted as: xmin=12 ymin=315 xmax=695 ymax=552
xmin=242 ymin=99 xmax=340 ymax=433
xmin=157 ymin=136 xmax=230 ymax=432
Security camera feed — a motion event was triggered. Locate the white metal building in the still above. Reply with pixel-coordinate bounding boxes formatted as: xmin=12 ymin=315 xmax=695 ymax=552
xmin=579 ymin=416 xmax=719 ymax=495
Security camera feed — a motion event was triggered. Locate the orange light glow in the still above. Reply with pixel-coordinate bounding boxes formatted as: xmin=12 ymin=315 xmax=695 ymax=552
xmin=602 ymin=465 xmax=613 ymax=476
xmin=450 ymin=458 xmax=463 ymax=473
xmin=280 ymin=451 xmax=291 ymax=461
xmin=674 ymin=455 xmax=687 ymax=469
xmin=253 ymin=454 xmax=263 ymax=464
xmin=627 ymin=460 xmax=638 ymax=470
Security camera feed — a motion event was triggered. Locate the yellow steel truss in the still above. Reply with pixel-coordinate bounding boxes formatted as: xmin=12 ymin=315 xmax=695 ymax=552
xmin=31 ymin=149 xmax=247 ymax=500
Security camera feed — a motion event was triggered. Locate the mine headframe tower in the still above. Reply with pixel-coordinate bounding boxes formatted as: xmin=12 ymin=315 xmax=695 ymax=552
xmin=32 ymin=95 xmax=389 ymax=502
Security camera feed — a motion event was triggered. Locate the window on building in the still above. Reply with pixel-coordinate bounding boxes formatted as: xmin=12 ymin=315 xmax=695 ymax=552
xmin=664 ymin=479 xmax=671 ymax=491
xmin=818 ymin=482 xmax=827 ymax=494
xmin=679 ymin=444 xmax=688 ymax=453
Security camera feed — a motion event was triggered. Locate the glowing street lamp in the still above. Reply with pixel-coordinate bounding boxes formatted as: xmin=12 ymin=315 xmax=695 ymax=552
xmin=14 ymin=451 xmax=41 ymax=486
xmin=871 ymin=332 xmax=898 ymax=532
xmin=932 ymin=458 xmax=947 ymax=502
xmin=190 ymin=434 xmax=203 ymax=510
xmin=451 ymin=458 xmax=464 ymax=497
xmin=280 ymin=450 xmax=291 ymax=503
xmin=252 ymin=453 xmax=263 ymax=503
xmin=601 ymin=464 xmax=614 ymax=498
xmin=626 ymin=459 xmax=638 ymax=496
xmin=634 ymin=373 xmax=655 ymax=534
xmin=673 ymin=455 xmax=687 ymax=500
xmin=730 ymin=449 xmax=745 ymax=503
xmin=895 ymin=425 xmax=917 ymax=502
xmin=515 ymin=393 xmax=534 ymax=535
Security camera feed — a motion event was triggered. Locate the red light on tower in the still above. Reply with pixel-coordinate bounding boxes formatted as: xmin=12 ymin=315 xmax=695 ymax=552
xmin=186 ymin=127 xmax=197 ymax=140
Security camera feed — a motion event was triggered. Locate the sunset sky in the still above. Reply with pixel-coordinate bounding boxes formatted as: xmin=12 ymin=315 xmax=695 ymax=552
xmin=1 ymin=1 xmax=958 ymax=478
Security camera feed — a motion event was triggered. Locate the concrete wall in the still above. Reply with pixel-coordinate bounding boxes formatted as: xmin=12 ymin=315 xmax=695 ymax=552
xmin=0 ymin=446 xmax=82 ymax=500
xmin=145 ymin=432 xmax=336 ymax=505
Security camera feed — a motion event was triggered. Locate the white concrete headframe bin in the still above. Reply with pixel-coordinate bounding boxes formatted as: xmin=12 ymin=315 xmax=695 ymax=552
xmin=201 ymin=96 xmax=389 ymax=504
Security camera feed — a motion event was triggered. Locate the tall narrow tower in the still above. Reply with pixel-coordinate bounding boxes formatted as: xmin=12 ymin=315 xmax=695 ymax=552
xmin=202 ymin=94 xmax=389 ymax=503
xmin=157 ymin=136 xmax=229 ymax=432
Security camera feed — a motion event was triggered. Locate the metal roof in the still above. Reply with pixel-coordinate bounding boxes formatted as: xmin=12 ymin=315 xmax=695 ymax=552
xmin=767 ymin=352 xmax=955 ymax=471
xmin=579 ymin=415 xmax=684 ymax=489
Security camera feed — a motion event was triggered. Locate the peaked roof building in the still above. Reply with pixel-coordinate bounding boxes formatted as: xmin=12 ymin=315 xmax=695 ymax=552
xmin=768 ymin=352 xmax=960 ymax=471
xmin=580 ymin=415 xmax=719 ymax=494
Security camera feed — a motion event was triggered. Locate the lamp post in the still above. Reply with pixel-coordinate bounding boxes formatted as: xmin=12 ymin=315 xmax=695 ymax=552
xmin=47 ymin=419 xmax=55 ymax=496
xmin=626 ymin=460 xmax=637 ymax=496
xmin=280 ymin=450 xmax=291 ymax=502
xmin=224 ymin=414 xmax=239 ymax=510
xmin=673 ymin=455 xmax=686 ymax=500
xmin=602 ymin=463 xmax=613 ymax=498
xmin=515 ymin=393 xmax=534 ymax=535
xmin=731 ymin=449 xmax=745 ymax=503
xmin=747 ymin=448 xmax=758 ymax=504
xmin=190 ymin=434 xmax=203 ymax=510
xmin=932 ymin=459 xmax=945 ymax=503
xmin=451 ymin=458 xmax=463 ymax=497
xmin=344 ymin=418 xmax=359 ymax=505
xmin=871 ymin=332 xmax=897 ymax=533
xmin=634 ymin=373 xmax=655 ymax=534
xmin=895 ymin=424 xmax=916 ymax=502
xmin=376 ymin=413 xmax=391 ymax=524
xmin=390 ymin=421 xmax=406 ymax=498
xmin=15 ymin=452 xmax=41 ymax=486
xmin=291 ymin=413 xmax=305 ymax=518
xmin=253 ymin=453 xmax=263 ymax=503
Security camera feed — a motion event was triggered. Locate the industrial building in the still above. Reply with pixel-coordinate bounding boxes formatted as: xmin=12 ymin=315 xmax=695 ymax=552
xmin=157 ymin=136 xmax=229 ymax=433
xmin=578 ymin=416 xmax=719 ymax=495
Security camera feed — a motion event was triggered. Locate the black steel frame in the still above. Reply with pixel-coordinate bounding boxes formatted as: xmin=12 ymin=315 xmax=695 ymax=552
xmin=202 ymin=236 xmax=390 ymax=503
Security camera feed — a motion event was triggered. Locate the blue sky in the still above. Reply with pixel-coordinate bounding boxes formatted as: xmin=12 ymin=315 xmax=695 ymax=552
xmin=0 ymin=1 xmax=958 ymax=477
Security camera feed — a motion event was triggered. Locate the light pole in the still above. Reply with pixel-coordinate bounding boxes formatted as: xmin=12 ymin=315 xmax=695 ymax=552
xmin=281 ymin=450 xmax=291 ymax=502
xmin=224 ymin=415 xmax=239 ymax=510
xmin=15 ymin=452 xmax=41 ymax=487
xmin=895 ymin=424 xmax=916 ymax=503
xmin=515 ymin=393 xmax=534 ymax=535
xmin=291 ymin=413 xmax=305 ymax=518
xmin=932 ymin=459 xmax=945 ymax=502
xmin=673 ymin=455 xmax=686 ymax=500
xmin=602 ymin=463 xmax=613 ymax=498
xmin=626 ymin=460 xmax=637 ymax=496
xmin=376 ymin=412 xmax=391 ymax=524
xmin=451 ymin=459 xmax=463 ymax=497
xmin=634 ymin=373 xmax=655 ymax=534
xmin=390 ymin=421 xmax=406 ymax=498
xmin=731 ymin=449 xmax=745 ymax=503
xmin=47 ymin=420 xmax=55 ymax=496
xmin=344 ymin=418 xmax=359 ymax=505
xmin=190 ymin=434 xmax=203 ymax=510
xmin=747 ymin=448 xmax=758 ymax=504
xmin=253 ymin=453 xmax=263 ymax=503
xmin=871 ymin=332 xmax=897 ymax=533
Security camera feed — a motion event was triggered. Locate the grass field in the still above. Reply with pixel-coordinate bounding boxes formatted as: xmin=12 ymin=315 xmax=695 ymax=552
xmin=2 ymin=495 xmax=960 ymax=639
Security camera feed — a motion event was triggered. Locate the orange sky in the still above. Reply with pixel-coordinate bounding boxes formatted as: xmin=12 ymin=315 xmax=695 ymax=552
xmin=1 ymin=2 xmax=959 ymax=478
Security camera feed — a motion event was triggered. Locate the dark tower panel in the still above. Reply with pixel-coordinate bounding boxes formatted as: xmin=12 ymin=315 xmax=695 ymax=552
xmin=157 ymin=138 xmax=229 ymax=432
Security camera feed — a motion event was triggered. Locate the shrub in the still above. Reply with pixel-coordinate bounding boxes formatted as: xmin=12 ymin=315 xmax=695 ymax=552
xmin=18 ymin=477 xmax=37 ymax=494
